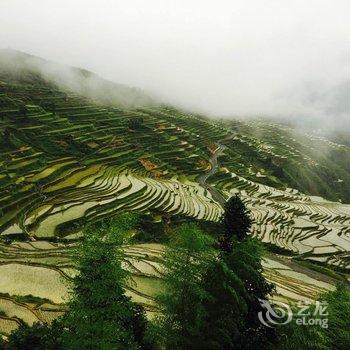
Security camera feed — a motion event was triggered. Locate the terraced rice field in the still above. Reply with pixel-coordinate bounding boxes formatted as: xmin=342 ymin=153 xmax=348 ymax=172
xmin=0 ymin=78 xmax=349 ymax=267
xmin=21 ymin=171 xmax=222 ymax=238
xmin=0 ymin=66 xmax=350 ymax=336
xmin=0 ymin=241 xmax=163 ymax=334
xmin=0 ymin=241 xmax=339 ymax=334
xmin=211 ymin=170 xmax=350 ymax=269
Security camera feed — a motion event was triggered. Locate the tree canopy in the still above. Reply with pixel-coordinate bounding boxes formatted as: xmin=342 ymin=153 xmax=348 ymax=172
xmin=220 ymin=195 xmax=252 ymax=252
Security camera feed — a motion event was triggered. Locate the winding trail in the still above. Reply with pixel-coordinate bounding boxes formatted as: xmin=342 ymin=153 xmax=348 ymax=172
xmin=198 ymin=134 xmax=234 ymax=207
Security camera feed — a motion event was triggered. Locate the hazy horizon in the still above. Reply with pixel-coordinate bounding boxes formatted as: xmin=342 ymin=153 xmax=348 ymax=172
xmin=1 ymin=0 xmax=350 ymax=130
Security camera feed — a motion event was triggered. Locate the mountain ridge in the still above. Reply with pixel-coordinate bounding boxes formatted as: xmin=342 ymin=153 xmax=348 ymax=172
xmin=0 ymin=48 xmax=155 ymax=108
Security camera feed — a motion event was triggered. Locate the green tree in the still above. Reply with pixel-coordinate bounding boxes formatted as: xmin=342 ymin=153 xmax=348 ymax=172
xmin=58 ymin=213 xmax=152 ymax=350
xmin=2 ymin=213 xmax=152 ymax=350
xmin=196 ymin=258 xmax=249 ymax=349
xmin=323 ymin=284 xmax=350 ymax=349
xmin=156 ymin=221 xmax=275 ymax=350
xmin=224 ymin=238 xmax=275 ymax=349
xmin=193 ymin=238 xmax=275 ymax=350
xmin=156 ymin=223 xmax=216 ymax=349
xmin=128 ymin=117 xmax=144 ymax=130
xmin=1 ymin=322 xmax=61 ymax=350
xmin=220 ymin=195 xmax=252 ymax=251
xmin=272 ymin=284 xmax=350 ymax=350
xmin=270 ymin=310 xmax=329 ymax=350
xmin=197 ymin=195 xmax=275 ymax=349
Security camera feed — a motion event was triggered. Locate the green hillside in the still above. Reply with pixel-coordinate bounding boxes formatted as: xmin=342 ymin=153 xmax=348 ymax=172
xmin=0 ymin=51 xmax=349 ymax=341
xmin=0 ymin=52 xmax=349 ymax=269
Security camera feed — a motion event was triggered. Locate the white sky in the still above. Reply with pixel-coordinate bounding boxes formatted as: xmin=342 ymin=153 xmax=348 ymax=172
xmin=1 ymin=0 xmax=350 ymax=128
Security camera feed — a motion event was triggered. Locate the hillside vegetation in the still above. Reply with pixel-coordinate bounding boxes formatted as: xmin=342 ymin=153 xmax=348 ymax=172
xmin=0 ymin=53 xmax=349 ymax=268
xmin=0 ymin=52 xmax=350 ymax=344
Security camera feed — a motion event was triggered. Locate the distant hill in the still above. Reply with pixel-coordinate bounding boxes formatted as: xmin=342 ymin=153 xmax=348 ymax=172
xmin=0 ymin=49 xmax=155 ymax=108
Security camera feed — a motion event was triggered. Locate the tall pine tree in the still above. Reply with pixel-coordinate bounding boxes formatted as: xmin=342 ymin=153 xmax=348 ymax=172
xmin=59 ymin=215 xmax=152 ymax=350
xmin=220 ymin=194 xmax=252 ymax=251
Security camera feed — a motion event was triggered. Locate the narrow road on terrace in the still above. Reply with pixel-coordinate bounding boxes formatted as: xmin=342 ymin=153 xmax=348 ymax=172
xmin=198 ymin=134 xmax=235 ymax=207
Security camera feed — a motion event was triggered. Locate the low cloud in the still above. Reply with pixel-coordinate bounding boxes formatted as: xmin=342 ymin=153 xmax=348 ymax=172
xmin=0 ymin=0 xmax=349 ymax=130
xmin=0 ymin=49 xmax=154 ymax=108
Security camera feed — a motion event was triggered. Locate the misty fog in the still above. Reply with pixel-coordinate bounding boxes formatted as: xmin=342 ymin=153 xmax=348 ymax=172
xmin=0 ymin=0 xmax=350 ymax=130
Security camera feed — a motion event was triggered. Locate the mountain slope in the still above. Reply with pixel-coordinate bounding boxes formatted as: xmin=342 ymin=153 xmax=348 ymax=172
xmin=0 ymin=49 xmax=154 ymax=108
xmin=0 ymin=52 xmax=349 ymax=269
xmin=0 ymin=52 xmax=349 ymax=337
